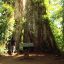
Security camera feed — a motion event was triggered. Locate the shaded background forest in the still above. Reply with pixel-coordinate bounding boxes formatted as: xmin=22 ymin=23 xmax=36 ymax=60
xmin=0 ymin=0 xmax=64 ymax=55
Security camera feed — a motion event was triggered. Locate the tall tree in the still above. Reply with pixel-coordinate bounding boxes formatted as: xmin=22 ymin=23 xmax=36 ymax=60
xmin=7 ymin=0 xmax=61 ymax=53
xmin=23 ymin=0 xmax=60 ymax=53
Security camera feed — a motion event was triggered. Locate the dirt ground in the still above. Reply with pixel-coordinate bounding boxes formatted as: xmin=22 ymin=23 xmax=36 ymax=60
xmin=0 ymin=53 xmax=64 ymax=64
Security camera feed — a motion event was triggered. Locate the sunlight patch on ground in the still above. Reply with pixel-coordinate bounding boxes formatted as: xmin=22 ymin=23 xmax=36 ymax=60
xmin=29 ymin=54 xmax=45 ymax=56
xmin=12 ymin=53 xmax=46 ymax=59
xmin=3 ymin=53 xmax=46 ymax=57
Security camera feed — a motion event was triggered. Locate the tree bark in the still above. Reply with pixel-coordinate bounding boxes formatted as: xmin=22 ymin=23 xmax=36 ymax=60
xmin=11 ymin=0 xmax=60 ymax=54
xmin=13 ymin=0 xmax=23 ymax=52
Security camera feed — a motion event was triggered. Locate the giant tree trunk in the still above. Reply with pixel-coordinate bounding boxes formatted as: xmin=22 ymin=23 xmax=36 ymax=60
xmin=24 ymin=0 xmax=60 ymax=53
xmin=10 ymin=0 xmax=60 ymax=54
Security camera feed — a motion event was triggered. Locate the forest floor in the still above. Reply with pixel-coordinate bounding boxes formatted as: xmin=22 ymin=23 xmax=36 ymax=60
xmin=0 ymin=52 xmax=64 ymax=64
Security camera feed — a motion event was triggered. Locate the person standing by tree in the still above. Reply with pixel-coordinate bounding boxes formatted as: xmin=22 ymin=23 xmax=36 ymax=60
xmin=7 ymin=37 xmax=16 ymax=55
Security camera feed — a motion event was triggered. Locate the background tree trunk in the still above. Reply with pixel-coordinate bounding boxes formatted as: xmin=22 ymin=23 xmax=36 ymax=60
xmin=13 ymin=0 xmax=23 ymax=52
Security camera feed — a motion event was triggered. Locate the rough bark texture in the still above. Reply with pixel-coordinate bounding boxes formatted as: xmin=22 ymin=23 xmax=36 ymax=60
xmin=24 ymin=0 xmax=60 ymax=53
xmin=9 ymin=0 xmax=60 ymax=54
xmin=13 ymin=0 xmax=23 ymax=51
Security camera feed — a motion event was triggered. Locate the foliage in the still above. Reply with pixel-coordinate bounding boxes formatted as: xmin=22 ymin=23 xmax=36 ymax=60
xmin=0 ymin=0 xmax=15 ymax=54
xmin=45 ymin=0 xmax=64 ymax=51
xmin=0 ymin=1 xmax=15 ymax=44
